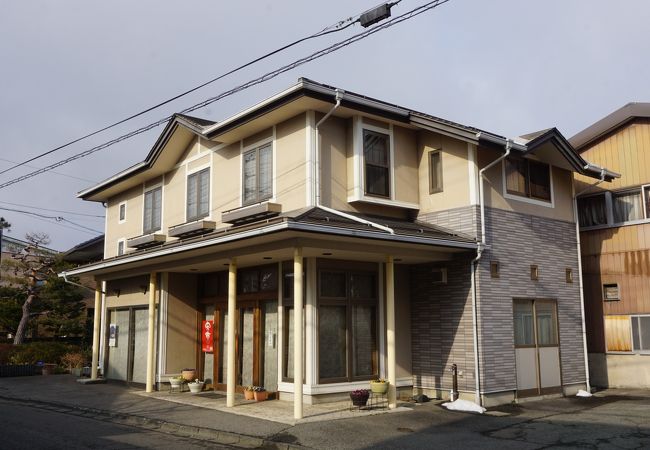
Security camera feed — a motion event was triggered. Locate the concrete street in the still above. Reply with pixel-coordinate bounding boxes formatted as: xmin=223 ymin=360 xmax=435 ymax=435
xmin=0 ymin=375 xmax=649 ymax=449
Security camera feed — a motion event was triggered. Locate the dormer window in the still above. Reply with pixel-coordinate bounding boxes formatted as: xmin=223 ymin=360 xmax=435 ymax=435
xmin=363 ymin=129 xmax=390 ymax=198
xmin=505 ymin=156 xmax=551 ymax=202
xmin=143 ymin=186 xmax=162 ymax=234
xmin=243 ymin=143 xmax=273 ymax=205
xmin=187 ymin=168 xmax=210 ymax=221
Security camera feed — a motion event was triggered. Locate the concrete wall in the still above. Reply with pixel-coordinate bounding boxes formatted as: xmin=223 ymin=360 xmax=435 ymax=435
xmin=475 ymin=207 xmax=585 ymax=393
xmin=589 ymin=353 xmax=650 ymax=389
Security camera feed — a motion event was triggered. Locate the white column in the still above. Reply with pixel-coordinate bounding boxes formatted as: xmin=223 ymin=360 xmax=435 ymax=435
xmin=293 ymin=247 xmax=304 ymax=420
xmin=226 ymin=258 xmax=237 ymax=407
xmin=145 ymin=272 xmax=157 ymax=393
xmin=90 ymin=281 xmax=102 ymax=380
xmin=386 ymin=256 xmax=397 ymax=409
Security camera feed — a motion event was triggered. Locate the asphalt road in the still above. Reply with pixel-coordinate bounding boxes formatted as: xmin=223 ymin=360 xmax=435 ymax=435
xmin=0 ymin=399 xmax=230 ymax=450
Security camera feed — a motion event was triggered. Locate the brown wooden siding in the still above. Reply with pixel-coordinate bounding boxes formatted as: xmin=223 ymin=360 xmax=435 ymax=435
xmin=575 ymin=120 xmax=650 ymax=192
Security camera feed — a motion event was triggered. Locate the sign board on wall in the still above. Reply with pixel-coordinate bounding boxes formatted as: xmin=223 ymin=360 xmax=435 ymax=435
xmin=108 ymin=324 xmax=118 ymax=347
xmin=202 ymin=320 xmax=214 ymax=353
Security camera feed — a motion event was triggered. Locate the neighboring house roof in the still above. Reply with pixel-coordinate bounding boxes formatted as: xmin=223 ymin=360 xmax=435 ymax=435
xmin=62 ymin=235 xmax=105 ymax=264
xmin=569 ymin=102 xmax=650 ymax=151
xmin=1 ymin=235 xmax=58 ymax=256
xmin=62 ymin=206 xmax=476 ymax=277
xmin=78 ymin=78 xmax=616 ymax=202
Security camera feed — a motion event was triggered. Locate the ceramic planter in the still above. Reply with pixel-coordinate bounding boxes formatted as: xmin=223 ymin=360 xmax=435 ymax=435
xmin=71 ymin=367 xmax=82 ymax=377
xmin=244 ymin=390 xmax=255 ymax=400
xmin=188 ymin=382 xmax=204 ymax=393
xmin=254 ymin=390 xmax=268 ymax=401
xmin=170 ymin=378 xmax=183 ymax=388
xmin=370 ymin=381 xmax=388 ymax=394
xmin=181 ymin=369 xmax=196 ymax=381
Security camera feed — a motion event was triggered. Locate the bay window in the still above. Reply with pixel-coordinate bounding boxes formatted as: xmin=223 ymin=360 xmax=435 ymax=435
xmin=363 ymin=129 xmax=390 ymax=197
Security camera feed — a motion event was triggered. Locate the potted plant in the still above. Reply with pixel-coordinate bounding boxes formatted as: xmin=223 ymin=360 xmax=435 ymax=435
xmin=61 ymin=352 xmax=84 ymax=377
xmin=253 ymin=386 xmax=268 ymax=401
xmin=181 ymin=368 xmax=196 ymax=382
xmin=370 ymin=378 xmax=389 ymax=394
xmin=169 ymin=376 xmax=185 ymax=389
xmin=244 ymin=385 xmax=255 ymax=400
xmin=350 ymin=389 xmax=370 ymax=407
xmin=188 ymin=379 xmax=204 ymax=393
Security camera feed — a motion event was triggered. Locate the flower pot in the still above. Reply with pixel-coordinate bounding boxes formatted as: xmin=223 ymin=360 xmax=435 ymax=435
xmin=170 ymin=378 xmax=183 ymax=388
xmin=370 ymin=381 xmax=388 ymax=394
xmin=350 ymin=391 xmax=369 ymax=407
xmin=71 ymin=367 xmax=82 ymax=377
xmin=254 ymin=391 xmax=268 ymax=401
xmin=188 ymin=382 xmax=204 ymax=393
xmin=244 ymin=390 xmax=255 ymax=400
xmin=181 ymin=369 xmax=196 ymax=382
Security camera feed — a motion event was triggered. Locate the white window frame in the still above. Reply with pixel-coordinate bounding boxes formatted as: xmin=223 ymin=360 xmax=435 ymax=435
xmin=240 ymin=133 xmax=276 ymax=207
xmin=347 ymin=116 xmax=418 ymax=209
xmin=185 ymin=163 xmax=212 ymax=223
xmin=116 ymin=238 xmax=126 ymax=256
xmin=118 ymin=201 xmax=127 ymax=224
xmin=630 ymin=314 xmax=650 ymax=354
xmin=502 ymin=158 xmax=555 ymax=208
xmin=142 ymin=182 xmax=163 ymax=235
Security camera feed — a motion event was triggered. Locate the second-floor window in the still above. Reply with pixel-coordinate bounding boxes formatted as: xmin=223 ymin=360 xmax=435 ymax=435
xmin=187 ymin=168 xmax=210 ymax=221
xmin=143 ymin=186 xmax=162 ymax=234
xmin=118 ymin=202 xmax=126 ymax=223
xmin=363 ymin=129 xmax=390 ymax=197
xmin=505 ymin=156 xmax=551 ymax=201
xmin=243 ymin=143 xmax=272 ymax=205
xmin=578 ymin=185 xmax=650 ymax=228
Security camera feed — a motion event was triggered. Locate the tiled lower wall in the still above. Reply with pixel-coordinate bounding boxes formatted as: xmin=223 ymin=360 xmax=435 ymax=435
xmin=412 ymin=206 xmax=586 ymax=397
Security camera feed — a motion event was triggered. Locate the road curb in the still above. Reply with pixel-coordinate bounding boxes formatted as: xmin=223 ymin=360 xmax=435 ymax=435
xmin=0 ymin=394 xmax=305 ymax=449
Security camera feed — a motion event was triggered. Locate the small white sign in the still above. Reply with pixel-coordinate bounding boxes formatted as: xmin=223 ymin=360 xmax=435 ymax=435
xmin=109 ymin=324 xmax=118 ymax=347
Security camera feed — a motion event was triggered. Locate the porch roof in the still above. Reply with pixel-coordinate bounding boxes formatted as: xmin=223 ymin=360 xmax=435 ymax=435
xmin=60 ymin=207 xmax=477 ymax=279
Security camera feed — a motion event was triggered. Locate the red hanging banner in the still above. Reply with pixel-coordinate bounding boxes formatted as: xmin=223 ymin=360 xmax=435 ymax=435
xmin=202 ymin=320 xmax=214 ymax=353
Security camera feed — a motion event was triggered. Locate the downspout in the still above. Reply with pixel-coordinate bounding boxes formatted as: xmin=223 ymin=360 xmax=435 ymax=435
xmin=573 ymin=167 xmax=606 ymax=393
xmin=471 ymin=138 xmax=512 ymax=406
xmin=314 ymin=89 xmax=394 ymax=235
xmin=61 ymin=271 xmax=105 ymax=294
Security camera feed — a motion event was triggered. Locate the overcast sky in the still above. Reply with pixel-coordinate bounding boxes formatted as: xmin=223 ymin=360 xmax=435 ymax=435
xmin=1 ymin=0 xmax=648 ymax=251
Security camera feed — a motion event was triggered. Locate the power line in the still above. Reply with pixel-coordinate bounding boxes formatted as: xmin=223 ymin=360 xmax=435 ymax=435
xmin=0 ymin=0 xmax=451 ymax=191
xmin=0 ymin=207 xmax=103 ymax=234
xmin=0 ymin=157 xmax=97 ymax=183
xmin=0 ymin=12 xmax=361 ymax=178
xmin=0 ymin=200 xmax=104 ymax=219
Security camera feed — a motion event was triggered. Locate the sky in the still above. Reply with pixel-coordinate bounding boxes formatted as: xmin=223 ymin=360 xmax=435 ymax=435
xmin=1 ymin=0 xmax=649 ymax=251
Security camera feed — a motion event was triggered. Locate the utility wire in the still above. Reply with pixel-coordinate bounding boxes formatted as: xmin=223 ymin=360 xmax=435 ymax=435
xmin=0 ymin=157 xmax=97 ymax=183
xmin=0 ymin=14 xmax=360 ymax=178
xmin=0 ymin=0 xmax=450 ymax=191
xmin=0 ymin=207 xmax=103 ymax=234
xmin=0 ymin=200 xmax=104 ymax=219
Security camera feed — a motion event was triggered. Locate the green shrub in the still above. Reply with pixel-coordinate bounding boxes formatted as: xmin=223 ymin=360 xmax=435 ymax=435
xmin=9 ymin=342 xmax=80 ymax=365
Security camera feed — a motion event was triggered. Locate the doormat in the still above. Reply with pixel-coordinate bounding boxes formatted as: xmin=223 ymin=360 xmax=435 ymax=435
xmin=196 ymin=393 xmax=226 ymax=400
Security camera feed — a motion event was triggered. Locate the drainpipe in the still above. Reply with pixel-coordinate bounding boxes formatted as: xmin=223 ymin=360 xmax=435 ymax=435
xmin=573 ymin=167 xmax=606 ymax=393
xmin=61 ymin=271 xmax=105 ymax=294
xmin=314 ymin=89 xmax=394 ymax=234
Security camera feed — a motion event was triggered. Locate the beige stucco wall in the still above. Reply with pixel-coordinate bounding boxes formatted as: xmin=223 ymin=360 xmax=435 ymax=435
xmin=165 ymin=273 xmax=198 ymax=375
xmin=105 ymin=185 xmax=143 ymax=258
xmin=393 ymin=125 xmax=419 ymax=206
xmin=105 ymin=275 xmax=150 ymax=308
xmin=275 ymin=113 xmax=308 ymax=212
xmin=319 ymin=115 xmax=349 ymax=211
xmin=418 ymin=131 xmax=471 ymax=214
xmin=479 ymin=147 xmax=575 ymax=222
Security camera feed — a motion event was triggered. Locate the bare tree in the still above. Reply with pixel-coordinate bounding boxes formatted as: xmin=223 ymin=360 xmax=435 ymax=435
xmin=7 ymin=233 xmax=55 ymax=345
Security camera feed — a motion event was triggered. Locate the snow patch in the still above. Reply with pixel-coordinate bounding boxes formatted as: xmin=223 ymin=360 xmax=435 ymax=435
xmin=442 ymin=399 xmax=486 ymax=414
xmin=576 ymin=389 xmax=593 ymax=398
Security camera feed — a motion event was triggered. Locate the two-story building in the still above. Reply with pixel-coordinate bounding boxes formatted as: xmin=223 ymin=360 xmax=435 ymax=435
xmin=63 ymin=78 xmax=614 ymax=417
xmin=573 ymin=103 xmax=650 ymax=388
